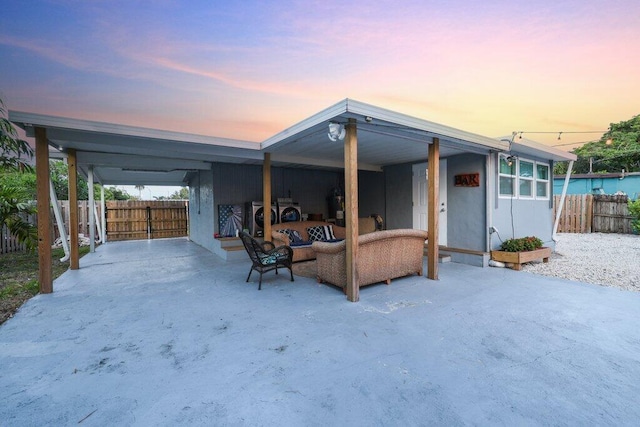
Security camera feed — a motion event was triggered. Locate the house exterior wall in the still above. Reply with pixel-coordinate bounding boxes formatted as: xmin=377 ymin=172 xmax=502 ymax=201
xmin=446 ymin=154 xmax=487 ymax=252
xmin=188 ymin=169 xmax=216 ymax=253
xmin=491 ymin=153 xmax=556 ymax=250
xmin=383 ymin=163 xmax=413 ymax=229
xmin=188 ymin=152 xmax=559 ymax=263
xmin=188 ymin=163 xmax=387 ymax=253
xmin=358 ymin=170 xmax=386 ymax=219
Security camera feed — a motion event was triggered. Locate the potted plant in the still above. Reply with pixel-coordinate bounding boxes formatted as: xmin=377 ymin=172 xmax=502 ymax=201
xmin=491 ymin=236 xmax=551 ymax=270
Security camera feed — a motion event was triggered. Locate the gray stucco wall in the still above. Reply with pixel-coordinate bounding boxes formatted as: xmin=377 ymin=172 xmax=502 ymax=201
xmin=188 ymin=163 xmax=387 ymax=249
xmin=490 ymin=153 xmax=556 ymax=250
xmin=383 ymin=163 xmax=413 ymax=230
xmin=209 ymin=163 xmax=344 ymax=222
xmin=188 ymin=152 xmax=558 ymax=263
xmin=188 ymin=169 xmax=216 ymax=253
xmin=358 ymin=170 xmax=386 ymax=219
xmin=447 ymin=154 xmax=487 ymax=252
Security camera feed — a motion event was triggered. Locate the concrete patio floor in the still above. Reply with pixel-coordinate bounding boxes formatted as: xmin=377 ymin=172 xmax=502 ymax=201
xmin=1 ymin=238 xmax=639 ymax=426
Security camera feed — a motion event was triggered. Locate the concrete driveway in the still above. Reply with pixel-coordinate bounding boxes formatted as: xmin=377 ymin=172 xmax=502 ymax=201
xmin=1 ymin=238 xmax=639 ymax=426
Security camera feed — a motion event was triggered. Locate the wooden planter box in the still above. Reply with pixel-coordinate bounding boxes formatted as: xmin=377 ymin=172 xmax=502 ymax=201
xmin=491 ymin=247 xmax=552 ymax=271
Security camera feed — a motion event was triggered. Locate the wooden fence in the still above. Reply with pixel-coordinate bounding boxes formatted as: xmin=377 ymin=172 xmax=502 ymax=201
xmin=1 ymin=200 xmax=189 ymax=253
xmin=554 ymin=194 xmax=635 ymax=233
xmin=106 ymin=200 xmax=189 ymax=241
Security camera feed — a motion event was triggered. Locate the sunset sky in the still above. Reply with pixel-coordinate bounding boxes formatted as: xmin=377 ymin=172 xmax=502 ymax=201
xmin=1 ymin=0 xmax=639 ymax=151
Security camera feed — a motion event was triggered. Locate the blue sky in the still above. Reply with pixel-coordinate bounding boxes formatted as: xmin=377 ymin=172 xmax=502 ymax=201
xmin=2 ymin=0 xmax=639 ymax=150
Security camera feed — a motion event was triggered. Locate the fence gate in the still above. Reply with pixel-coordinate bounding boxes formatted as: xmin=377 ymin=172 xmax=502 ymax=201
xmin=553 ymin=194 xmax=593 ymax=233
xmin=106 ymin=201 xmax=189 ymax=241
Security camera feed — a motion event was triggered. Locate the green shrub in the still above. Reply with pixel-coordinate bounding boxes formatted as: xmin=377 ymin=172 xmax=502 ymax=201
xmin=500 ymin=236 xmax=543 ymax=252
xmin=629 ymin=199 xmax=640 ymax=234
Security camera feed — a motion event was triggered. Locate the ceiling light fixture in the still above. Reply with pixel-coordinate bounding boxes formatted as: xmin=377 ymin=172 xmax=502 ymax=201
xmin=327 ymin=122 xmax=346 ymax=142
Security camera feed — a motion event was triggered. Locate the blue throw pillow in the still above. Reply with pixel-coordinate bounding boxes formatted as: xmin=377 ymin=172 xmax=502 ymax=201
xmin=280 ymin=229 xmax=304 ymax=244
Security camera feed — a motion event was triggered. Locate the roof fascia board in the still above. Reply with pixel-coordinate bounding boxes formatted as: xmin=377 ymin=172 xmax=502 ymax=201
xmin=260 ymin=99 xmax=348 ymax=150
xmin=261 ymin=98 xmax=509 ymax=152
xmin=9 ymin=110 xmax=260 ymax=150
xmin=511 ymin=138 xmax=577 ymax=161
xmin=345 ymin=99 xmax=508 ymax=150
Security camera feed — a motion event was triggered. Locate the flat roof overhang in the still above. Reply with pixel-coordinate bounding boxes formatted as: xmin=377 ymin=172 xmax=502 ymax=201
xmin=10 ymin=98 xmax=577 ymax=186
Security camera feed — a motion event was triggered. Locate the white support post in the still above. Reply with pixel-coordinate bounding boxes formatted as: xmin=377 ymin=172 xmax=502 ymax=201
xmin=88 ymin=166 xmax=96 ymax=253
xmin=49 ymin=179 xmax=70 ymax=262
xmin=94 ymin=203 xmax=103 ymax=243
xmin=101 ymin=185 xmax=107 ymax=243
xmin=553 ymin=160 xmax=575 ymax=241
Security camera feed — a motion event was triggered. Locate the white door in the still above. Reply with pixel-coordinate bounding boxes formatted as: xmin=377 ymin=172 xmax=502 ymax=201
xmin=412 ymin=160 xmax=447 ymax=246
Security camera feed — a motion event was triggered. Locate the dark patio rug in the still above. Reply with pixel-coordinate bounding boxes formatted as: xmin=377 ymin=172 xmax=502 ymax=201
xmin=291 ymin=260 xmax=316 ymax=278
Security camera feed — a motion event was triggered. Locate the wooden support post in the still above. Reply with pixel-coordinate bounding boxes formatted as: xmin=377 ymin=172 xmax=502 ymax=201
xmin=344 ymin=119 xmax=359 ymax=302
xmin=67 ymin=149 xmax=80 ymax=269
xmin=427 ymin=137 xmax=440 ymax=280
xmin=35 ymin=127 xmax=52 ymax=293
xmin=263 ymin=153 xmax=272 ymax=241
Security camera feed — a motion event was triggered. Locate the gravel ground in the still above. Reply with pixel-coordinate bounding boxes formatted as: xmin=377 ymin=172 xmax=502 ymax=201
xmin=520 ymin=232 xmax=640 ymax=292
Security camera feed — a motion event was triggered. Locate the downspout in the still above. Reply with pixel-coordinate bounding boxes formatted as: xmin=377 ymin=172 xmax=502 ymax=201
xmin=49 ymin=180 xmax=70 ymax=262
xmin=552 ymin=160 xmax=574 ymax=242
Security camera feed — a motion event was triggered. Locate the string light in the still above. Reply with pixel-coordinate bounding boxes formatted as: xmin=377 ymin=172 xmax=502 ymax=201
xmin=514 ymin=130 xmax=607 ymax=137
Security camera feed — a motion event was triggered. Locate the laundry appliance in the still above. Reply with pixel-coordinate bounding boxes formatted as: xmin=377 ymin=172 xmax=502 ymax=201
xmin=277 ymin=198 xmax=302 ymax=223
xmin=248 ymin=201 xmax=277 ymax=237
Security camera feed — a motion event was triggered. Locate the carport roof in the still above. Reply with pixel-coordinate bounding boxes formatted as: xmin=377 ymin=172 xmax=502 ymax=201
xmin=9 ymin=98 xmax=573 ymax=186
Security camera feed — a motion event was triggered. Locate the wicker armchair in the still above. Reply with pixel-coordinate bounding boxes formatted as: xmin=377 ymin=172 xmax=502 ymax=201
xmin=239 ymin=231 xmax=294 ymax=290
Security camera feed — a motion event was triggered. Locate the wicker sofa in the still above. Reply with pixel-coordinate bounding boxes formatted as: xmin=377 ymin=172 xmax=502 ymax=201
xmin=272 ymin=221 xmax=346 ymax=262
xmin=271 ymin=218 xmax=378 ymax=263
xmin=312 ymin=229 xmax=429 ymax=291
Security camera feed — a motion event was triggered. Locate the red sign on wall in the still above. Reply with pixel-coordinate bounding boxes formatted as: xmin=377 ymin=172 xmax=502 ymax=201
xmin=454 ymin=173 xmax=480 ymax=187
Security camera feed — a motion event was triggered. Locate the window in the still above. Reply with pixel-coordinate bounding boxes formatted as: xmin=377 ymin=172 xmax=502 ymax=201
xmin=536 ymin=163 xmax=549 ymax=199
xmin=519 ymin=160 xmax=534 ymax=198
xmin=499 ymin=155 xmax=550 ymax=200
xmin=498 ymin=155 xmax=515 ymax=196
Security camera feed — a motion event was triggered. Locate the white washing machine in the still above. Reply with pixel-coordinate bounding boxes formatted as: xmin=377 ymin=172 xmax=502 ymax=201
xmin=249 ymin=201 xmax=277 ymax=237
xmin=277 ymin=199 xmax=302 ymax=223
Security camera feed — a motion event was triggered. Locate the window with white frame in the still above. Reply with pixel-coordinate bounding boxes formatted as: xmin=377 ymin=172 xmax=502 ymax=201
xmin=498 ymin=155 xmax=515 ymax=196
xmin=499 ymin=155 xmax=550 ymax=199
xmin=536 ymin=162 xmax=550 ymax=198
xmin=519 ymin=159 xmax=534 ymax=198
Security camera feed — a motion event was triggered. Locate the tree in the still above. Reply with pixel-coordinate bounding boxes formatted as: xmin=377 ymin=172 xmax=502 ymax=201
xmin=103 ymin=186 xmax=131 ymax=201
xmin=134 ymin=185 xmax=145 ymax=200
xmin=1 ymin=99 xmax=33 ymax=171
xmin=167 ymin=187 xmax=189 ymax=200
xmin=568 ymin=115 xmax=640 ymax=174
xmin=0 ymin=97 xmax=37 ymax=249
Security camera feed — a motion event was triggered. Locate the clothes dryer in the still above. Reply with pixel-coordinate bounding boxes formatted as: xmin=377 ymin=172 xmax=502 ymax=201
xmin=249 ymin=201 xmax=277 ymax=237
xmin=277 ymin=199 xmax=302 ymax=223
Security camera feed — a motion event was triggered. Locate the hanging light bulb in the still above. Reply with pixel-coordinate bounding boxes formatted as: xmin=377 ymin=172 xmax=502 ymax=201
xmin=557 ymin=132 xmax=563 ymax=141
